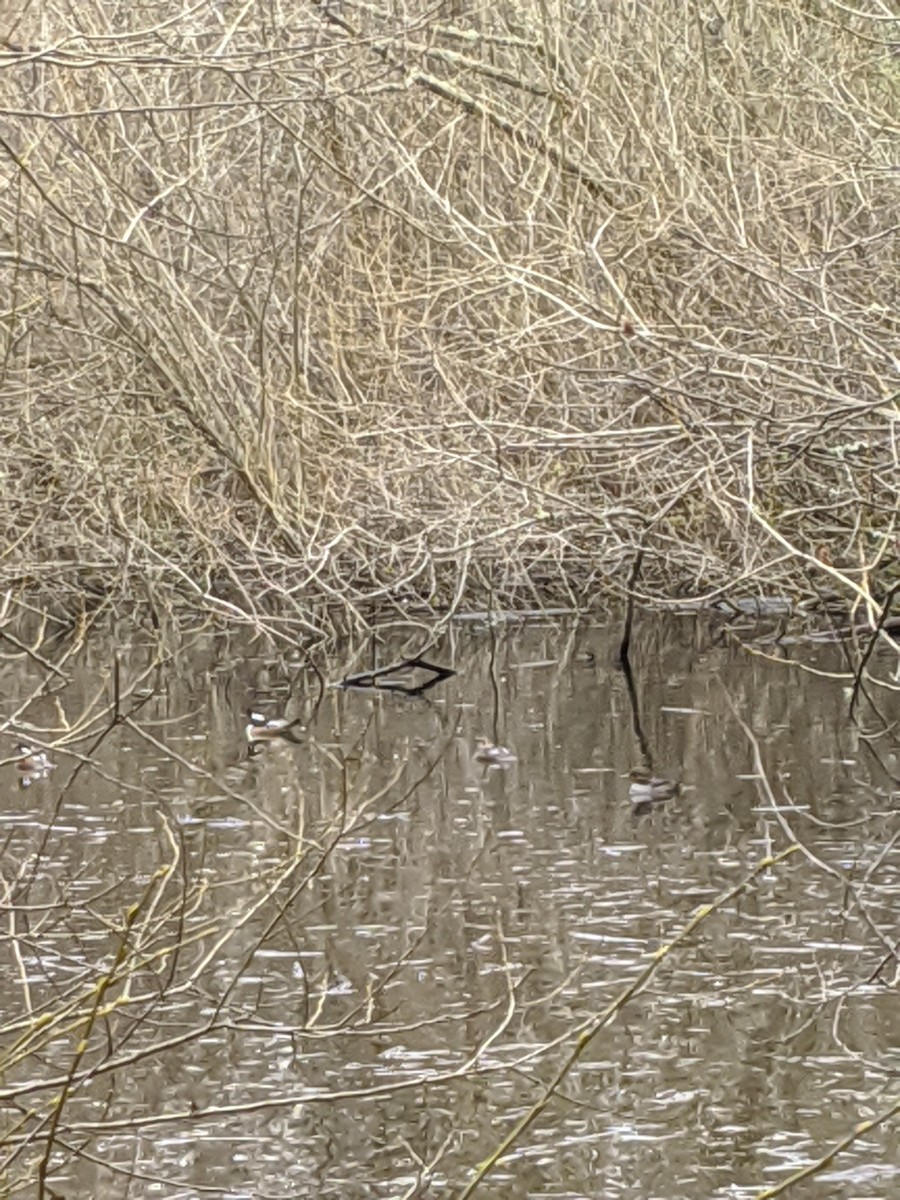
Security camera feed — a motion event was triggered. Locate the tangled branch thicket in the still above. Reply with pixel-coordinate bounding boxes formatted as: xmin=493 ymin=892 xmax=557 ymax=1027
xmin=1 ymin=1 xmax=897 ymax=632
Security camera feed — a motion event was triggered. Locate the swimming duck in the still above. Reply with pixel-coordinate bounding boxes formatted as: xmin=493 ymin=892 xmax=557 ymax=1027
xmin=245 ymin=711 xmax=303 ymax=745
xmin=627 ymin=767 xmax=679 ymax=801
xmin=474 ymin=737 xmax=517 ymax=765
xmin=15 ymin=744 xmax=55 ymax=774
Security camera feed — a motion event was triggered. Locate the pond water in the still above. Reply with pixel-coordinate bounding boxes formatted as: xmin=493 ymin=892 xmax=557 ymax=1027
xmin=1 ymin=618 xmax=897 ymax=1199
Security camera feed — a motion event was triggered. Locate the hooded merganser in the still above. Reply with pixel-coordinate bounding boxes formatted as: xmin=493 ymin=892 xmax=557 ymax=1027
xmin=15 ymin=744 xmax=55 ymax=774
xmin=245 ymin=711 xmax=303 ymax=745
xmin=627 ymin=767 xmax=679 ymax=801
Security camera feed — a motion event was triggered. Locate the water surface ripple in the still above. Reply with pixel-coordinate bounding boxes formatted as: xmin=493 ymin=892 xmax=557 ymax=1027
xmin=1 ymin=620 xmax=897 ymax=1198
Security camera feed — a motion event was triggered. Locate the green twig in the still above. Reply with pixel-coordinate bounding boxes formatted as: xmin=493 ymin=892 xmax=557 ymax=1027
xmin=753 ymin=1094 xmax=900 ymax=1198
xmin=458 ymin=844 xmax=801 ymax=1198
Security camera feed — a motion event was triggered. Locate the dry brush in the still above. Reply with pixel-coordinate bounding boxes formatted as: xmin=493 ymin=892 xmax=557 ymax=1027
xmin=0 ymin=0 xmax=897 ymax=635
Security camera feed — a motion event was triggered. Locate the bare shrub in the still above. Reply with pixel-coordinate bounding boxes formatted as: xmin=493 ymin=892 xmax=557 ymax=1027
xmin=0 ymin=1 xmax=897 ymax=633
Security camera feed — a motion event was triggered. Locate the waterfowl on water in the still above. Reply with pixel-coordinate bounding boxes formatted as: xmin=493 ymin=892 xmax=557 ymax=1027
xmin=627 ymin=767 xmax=679 ymax=801
xmin=474 ymin=737 xmax=517 ymax=765
xmin=15 ymin=744 xmax=55 ymax=774
xmin=245 ymin=711 xmax=303 ymax=744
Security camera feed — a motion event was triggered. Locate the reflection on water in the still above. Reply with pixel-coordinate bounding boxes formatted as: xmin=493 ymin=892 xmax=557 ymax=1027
xmin=0 ymin=620 xmax=897 ymax=1198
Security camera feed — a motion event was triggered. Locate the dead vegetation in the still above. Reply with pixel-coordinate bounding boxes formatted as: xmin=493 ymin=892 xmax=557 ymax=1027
xmin=1 ymin=1 xmax=897 ymax=636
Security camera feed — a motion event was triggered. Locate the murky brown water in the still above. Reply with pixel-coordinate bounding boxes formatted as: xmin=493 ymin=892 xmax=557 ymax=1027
xmin=1 ymin=619 xmax=897 ymax=1199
